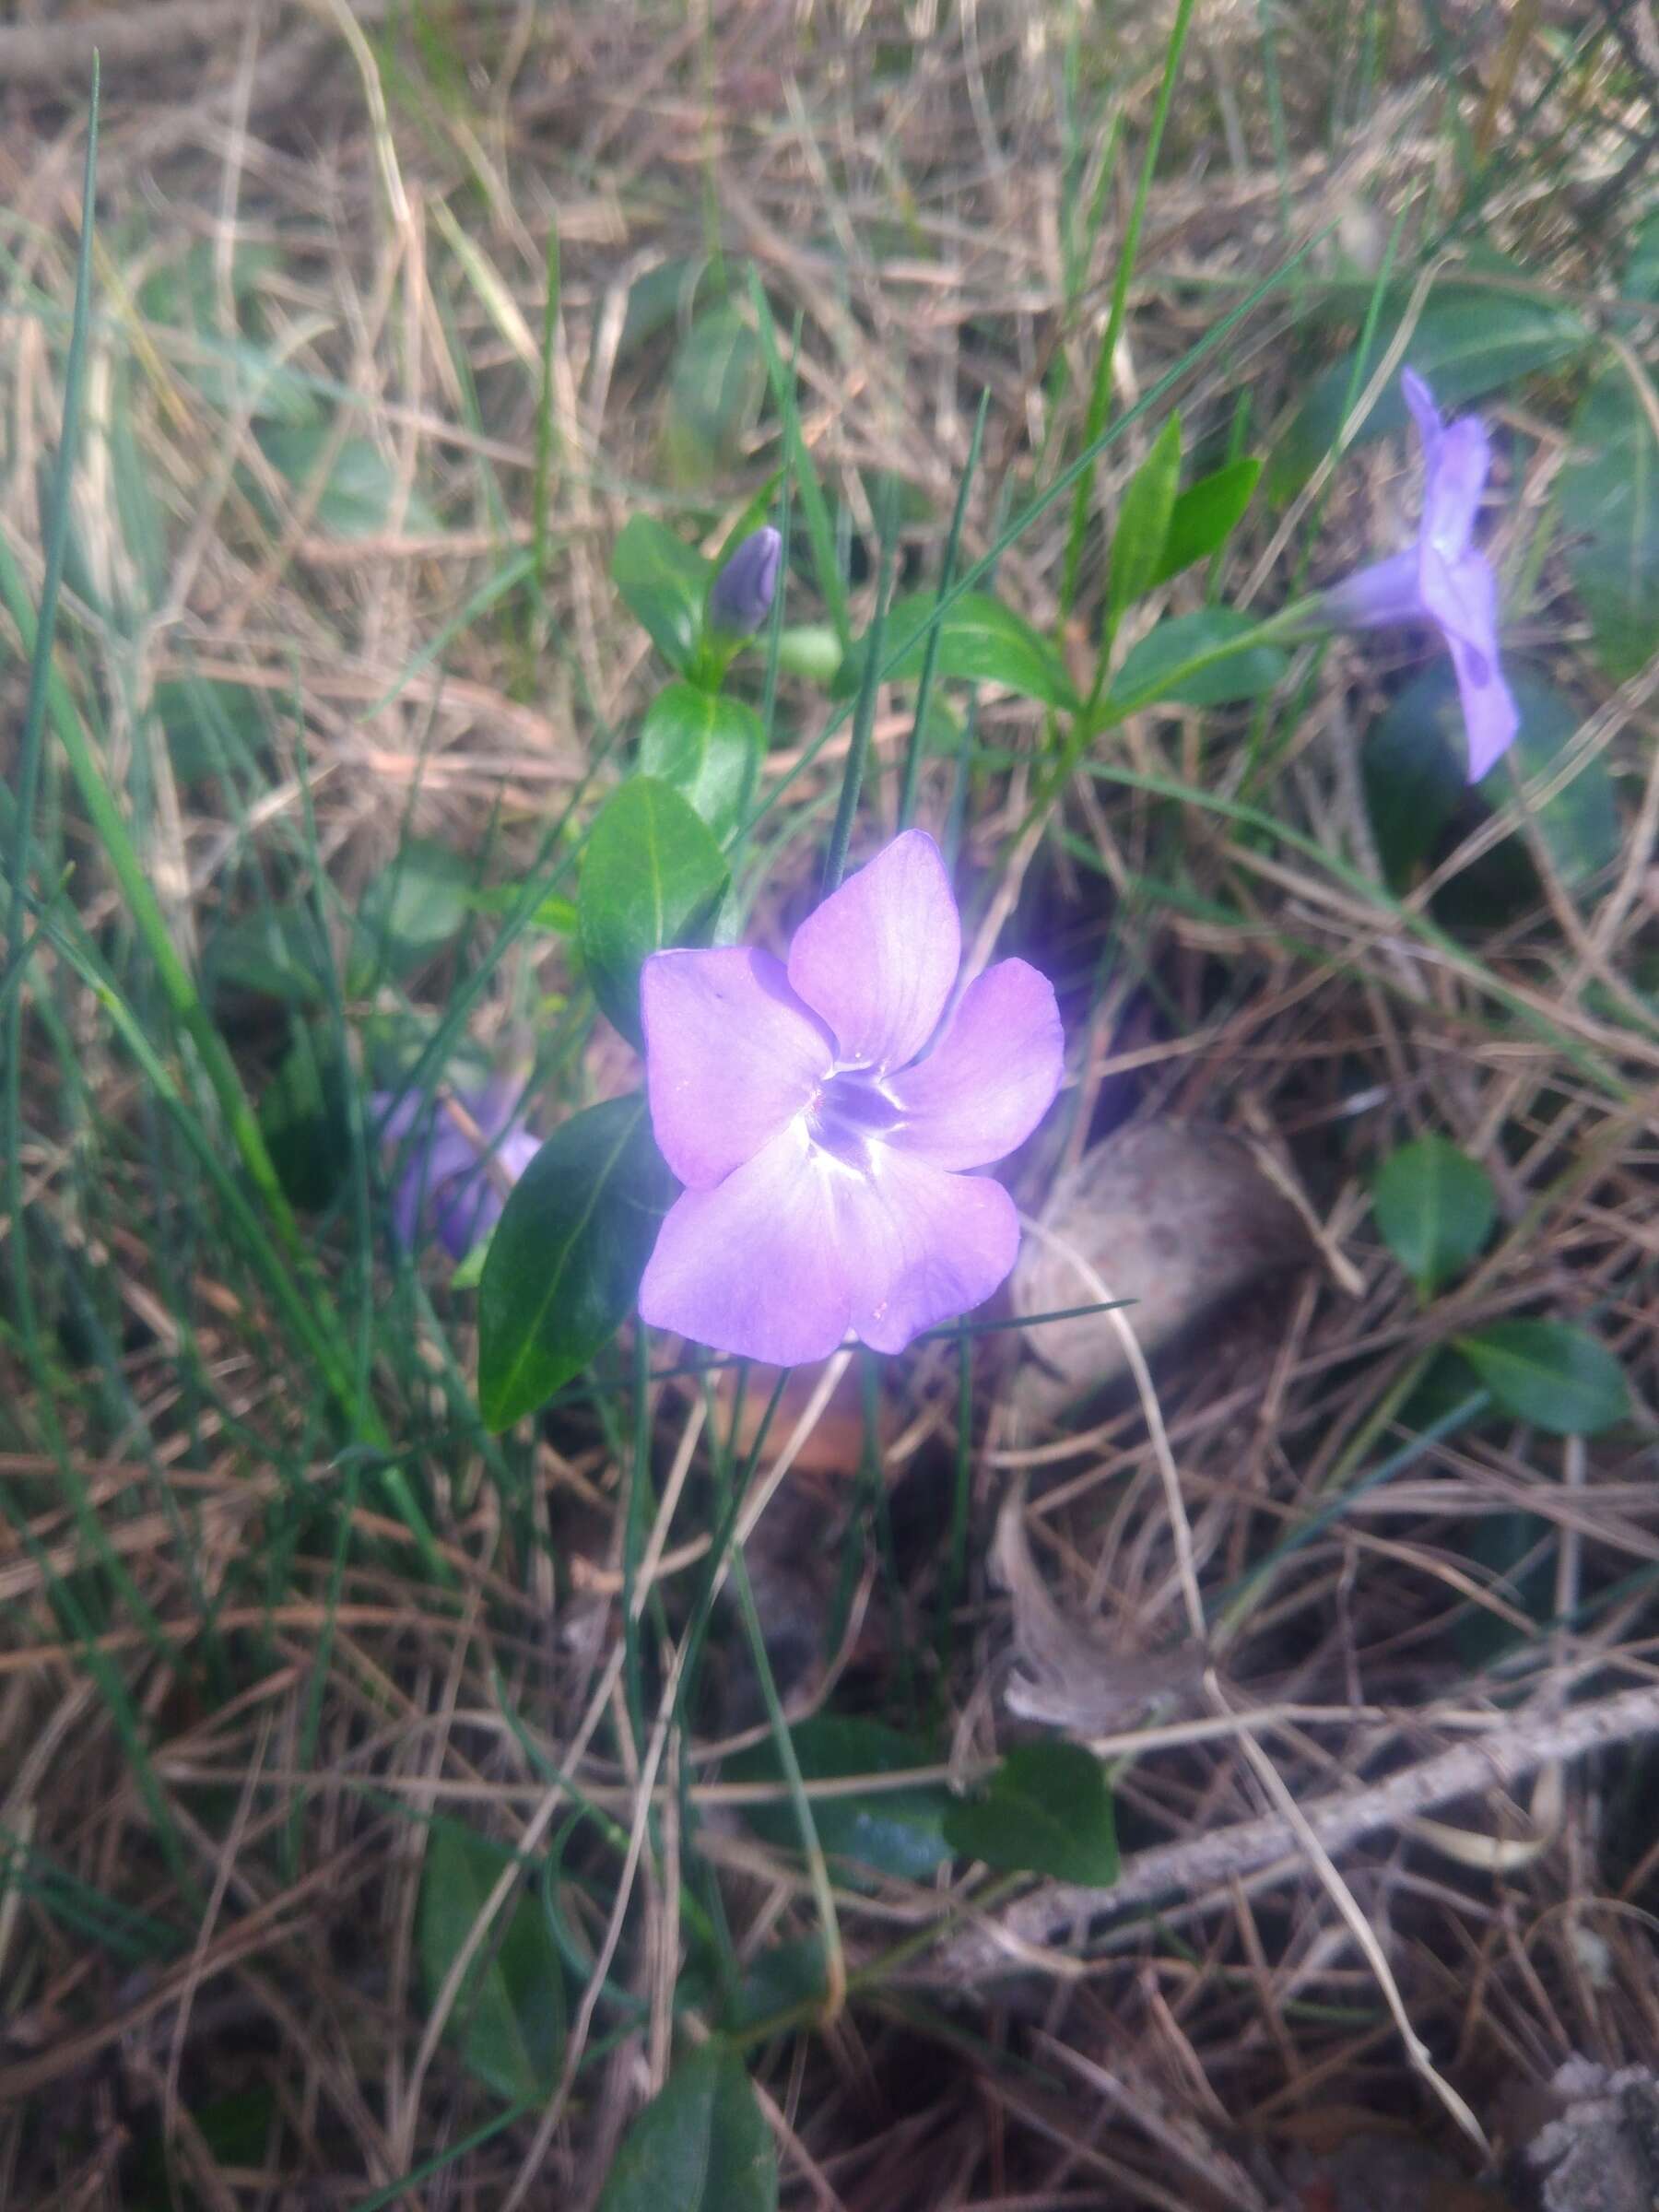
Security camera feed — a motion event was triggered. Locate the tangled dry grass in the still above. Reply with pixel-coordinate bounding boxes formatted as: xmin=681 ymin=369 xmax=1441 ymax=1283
xmin=1 ymin=3 xmax=1656 ymax=2207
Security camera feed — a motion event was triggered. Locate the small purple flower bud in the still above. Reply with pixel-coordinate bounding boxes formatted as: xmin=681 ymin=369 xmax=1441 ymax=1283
xmin=708 ymin=526 xmax=782 ymax=637
xmin=374 ymin=1084 xmax=540 ymax=1262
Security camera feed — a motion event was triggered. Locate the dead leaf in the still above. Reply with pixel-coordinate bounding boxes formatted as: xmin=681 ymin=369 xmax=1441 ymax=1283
xmin=1014 ymin=1119 xmax=1313 ymax=1422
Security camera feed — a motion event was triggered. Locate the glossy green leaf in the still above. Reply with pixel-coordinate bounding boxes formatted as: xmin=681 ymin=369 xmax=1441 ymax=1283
xmin=347 ymin=839 xmax=473 ymax=993
xmin=663 ymin=301 xmax=768 ymax=487
xmin=1456 ymin=1321 xmax=1629 ymax=1437
xmin=1269 ymin=285 xmax=1591 ymax=500
xmin=774 ymin=622 xmax=843 ymax=686
xmin=1371 ymin=1135 xmax=1495 ymax=1293
xmin=638 ymin=683 xmax=763 ymax=841
xmin=1111 ymin=607 xmax=1288 ymax=708
xmin=578 ymin=777 xmax=729 ymax=1044
xmin=834 ymin=590 xmax=1078 ymax=710
xmin=1560 ymin=363 xmax=1659 ymax=684
xmin=256 ymin=424 xmax=437 ymax=536
xmin=612 ymin=515 xmax=712 ymax=675
xmin=597 ymin=2041 xmax=777 ymax=2212
xmin=1107 ymin=412 xmax=1182 ymax=628
xmin=417 ymin=1826 xmax=565 ymax=2103
xmin=724 ymin=1718 xmax=952 ymax=1882
xmin=1150 ymin=456 xmax=1262 ymax=585
xmin=478 ymin=1097 xmax=674 ymax=1429
xmin=944 ymin=1742 xmax=1119 ymax=1885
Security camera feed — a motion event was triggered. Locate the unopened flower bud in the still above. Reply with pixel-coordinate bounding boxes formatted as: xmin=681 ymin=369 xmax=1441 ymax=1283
xmin=708 ymin=526 xmax=782 ymax=637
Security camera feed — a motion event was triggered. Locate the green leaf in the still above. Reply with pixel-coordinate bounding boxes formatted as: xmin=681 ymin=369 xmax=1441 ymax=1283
xmin=774 ymin=623 xmax=843 ymax=686
xmin=1622 ymin=206 xmax=1659 ymax=304
xmin=478 ymin=1097 xmax=674 ymax=1429
xmin=1150 ymin=456 xmax=1262 ymax=585
xmin=1560 ymin=362 xmax=1659 ymax=684
xmin=944 ymin=1742 xmax=1119 ymax=1885
xmin=662 ymin=301 xmax=768 ymax=488
xmin=256 ymin=425 xmax=438 ymax=536
xmin=1111 ymin=607 xmax=1288 ymax=708
xmin=206 ymin=903 xmax=330 ymax=1006
xmin=1107 ymin=413 xmax=1182 ymax=628
xmin=578 ymin=777 xmax=729 ymax=1045
xmin=1456 ymin=1321 xmax=1629 ymax=1437
xmin=1371 ymin=1134 xmax=1495 ymax=1293
xmin=417 ymin=1826 xmax=565 ymax=2104
xmin=833 ymin=590 xmax=1078 ymax=709
xmin=260 ymin=1027 xmax=349 ymax=1212
xmin=1268 ymin=285 xmax=1591 ymax=500
xmin=638 ymin=683 xmax=763 ymax=841
xmin=597 ymin=2041 xmax=777 ymax=2212
xmin=1480 ymin=674 xmax=1619 ymax=893
xmin=152 ymin=676 xmax=265 ymax=782
xmin=347 ymin=839 xmax=473 ymax=993
xmin=612 ymin=515 xmax=712 ymax=675
xmin=1363 ymin=666 xmax=1467 ymax=886
xmin=724 ymin=1718 xmax=952 ymax=1882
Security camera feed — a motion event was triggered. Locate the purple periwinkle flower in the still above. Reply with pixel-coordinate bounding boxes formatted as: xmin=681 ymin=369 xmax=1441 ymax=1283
xmin=637 ymin=830 xmax=1065 ymax=1365
xmin=1324 ymin=368 xmax=1520 ymax=782
xmin=375 ymin=1084 xmax=541 ymax=1261
xmin=708 ymin=526 xmax=782 ymax=637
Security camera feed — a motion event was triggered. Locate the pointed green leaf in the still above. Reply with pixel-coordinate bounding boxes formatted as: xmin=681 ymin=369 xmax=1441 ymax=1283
xmin=347 ymin=839 xmax=473 ymax=993
xmin=256 ymin=424 xmax=437 ymax=536
xmin=578 ymin=777 xmax=729 ymax=1045
xmin=1371 ymin=1135 xmax=1495 ymax=1293
xmin=1560 ymin=362 xmax=1659 ymax=684
xmin=724 ymin=1718 xmax=952 ymax=1881
xmin=1111 ymin=607 xmax=1287 ymax=708
xmin=478 ymin=1097 xmax=674 ymax=1429
xmin=597 ymin=2041 xmax=777 ymax=2212
xmin=1106 ymin=412 xmax=1182 ymax=627
xmin=417 ymin=1826 xmax=565 ymax=2103
xmin=833 ymin=590 xmax=1077 ymax=709
xmin=612 ymin=515 xmax=712 ymax=674
xmin=663 ymin=302 xmax=768 ymax=488
xmin=1150 ymin=456 xmax=1262 ymax=585
xmin=638 ymin=682 xmax=762 ymax=841
xmin=1457 ymin=1321 xmax=1629 ymax=1437
xmin=1268 ymin=286 xmax=1591 ymax=501
xmin=944 ymin=1741 xmax=1118 ymax=1885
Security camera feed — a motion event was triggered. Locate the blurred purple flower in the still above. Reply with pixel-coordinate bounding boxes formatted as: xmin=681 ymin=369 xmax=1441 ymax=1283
xmin=637 ymin=830 xmax=1064 ymax=1364
xmin=1324 ymin=368 xmax=1520 ymax=782
xmin=708 ymin=525 xmax=782 ymax=637
xmin=375 ymin=1085 xmax=540 ymax=1261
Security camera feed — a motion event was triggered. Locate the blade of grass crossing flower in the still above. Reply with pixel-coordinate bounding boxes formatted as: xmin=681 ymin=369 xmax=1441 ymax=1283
xmin=1056 ymin=0 xmax=1197 ymax=628
xmin=745 ymin=268 xmax=849 ymax=649
xmin=900 ymin=393 xmax=986 ymax=831
xmin=821 ymin=477 xmax=900 ymax=893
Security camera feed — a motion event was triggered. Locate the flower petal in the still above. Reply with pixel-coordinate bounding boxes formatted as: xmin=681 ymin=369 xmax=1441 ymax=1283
xmin=1323 ymin=550 xmax=1424 ymax=630
xmin=1401 ymin=367 xmax=1444 ymax=472
xmin=786 ymin=830 xmax=960 ymax=1073
xmin=641 ymin=947 xmax=833 ymax=1191
xmin=832 ymin=1147 xmax=1019 ymax=1354
xmin=639 ymin=1122 xmax=852 ymax=1364
xmin=1418 ymin=548 xmax=1519 ymax=781
xmin=1419 ymin=417 xmax=1489 ymax=562
xmin=886 ymin=959 xmax=1064 ymax=1170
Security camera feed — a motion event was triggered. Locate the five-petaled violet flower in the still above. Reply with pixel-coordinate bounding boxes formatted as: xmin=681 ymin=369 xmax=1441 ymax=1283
xmin=637 ymin=831 xmax=1064 ymax=1365
xmin=375 ymin=1084 xmax=540 ymax=1262
xmin=708 ymin=525 xmax=782 ymax=638
xmin=1323 ymin=368 xmax=1520 ymax=782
